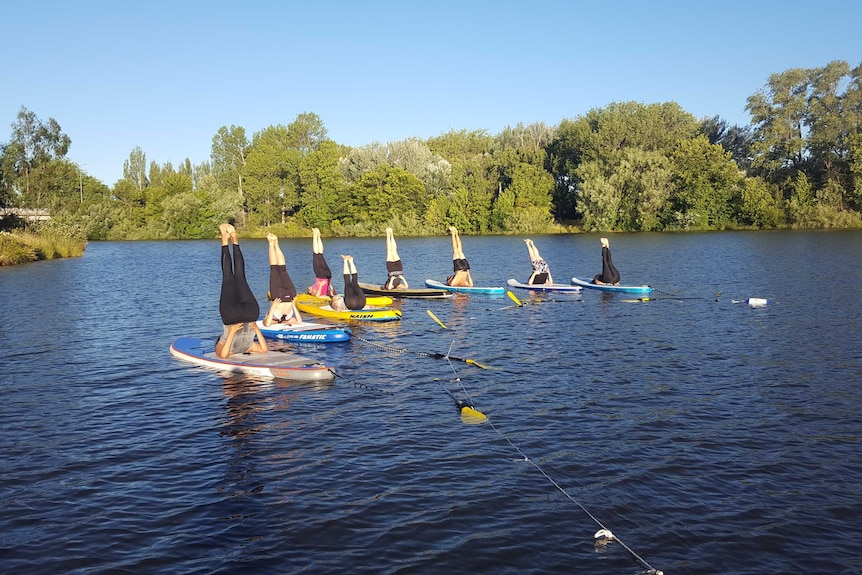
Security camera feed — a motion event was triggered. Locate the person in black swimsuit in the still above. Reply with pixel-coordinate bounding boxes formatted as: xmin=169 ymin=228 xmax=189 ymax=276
xmin=384 ymin=227 xmax=408 ymax=289
xmin=216 ymin=223 xmax=268 ymax=358
xmin=592 ymin=237 xmax=620 ymax=285
xmin=446 ymin=226 xmax=473 ymax=287
xmin=263 ymin=233 xmax=303 ymax=326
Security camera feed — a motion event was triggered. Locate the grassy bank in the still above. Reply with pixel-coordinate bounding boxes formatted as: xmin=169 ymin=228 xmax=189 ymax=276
xmin=0 ymin=231 xmax=87 ymax=265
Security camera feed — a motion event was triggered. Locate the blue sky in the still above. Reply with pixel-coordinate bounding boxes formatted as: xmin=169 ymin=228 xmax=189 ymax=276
xmin=3 ymin=0 xmax=860 ymax=186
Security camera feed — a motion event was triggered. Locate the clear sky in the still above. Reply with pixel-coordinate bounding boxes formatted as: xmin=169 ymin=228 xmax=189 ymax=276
xmin=3 ymin=0 xmax=860 ymax=186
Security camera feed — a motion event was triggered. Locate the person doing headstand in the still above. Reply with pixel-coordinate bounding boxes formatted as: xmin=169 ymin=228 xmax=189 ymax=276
xmin=216 ymin=223 xmax=268 ymax=359
xmin=384 ymin=227 xmax=408 ymax=289
xmin=308 ymin=227 xmax=336 ymax=297
xmin=337 ymin=255 xmax=367 ymax=311
xmin=524 ymin=238 xmax=552 ymax=285
xmin=592 ymin=237 xmax=620 ymax=285
xmin=446 ymin=226 xmax=473 ymax=287
xmin=262 ymin=233 xmax=303 ymax=326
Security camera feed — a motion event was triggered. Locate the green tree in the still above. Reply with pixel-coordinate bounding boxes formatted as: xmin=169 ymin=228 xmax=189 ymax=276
xmin=551 ymin=102 xmax=699 ymax=230
xmin=736 ymin=177 xmax=784 ymax=228
xmin=700 ymin=115 xmax=754 ymax=171
xmin=211 ymin=125 xmax=249 ymax=202
xmin=123 ymin=147 xmax=148 ymax=192
xmin=298 ymin=140 xmax=349 ymax=228
xmin=4 ymin=107 xmax=71 ymax=208
xmin=346 ymin=165 xmax=426 ymax=226
xmin=670 ymin=136 xmax=741 ymax=229
xmin=426 ymin=130 xmax=495 ymax=231
xmin=746 ymin=67 xmax=810 ymax=178
xmin=244 ymin=125 xmax=299 ymax=227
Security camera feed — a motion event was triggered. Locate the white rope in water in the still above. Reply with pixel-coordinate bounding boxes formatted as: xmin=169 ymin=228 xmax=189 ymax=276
xmin=485 ymin=418 xmax=663 ymax=574
xmin=354 ymin=333 xmax=663 ymax=574
xmin=439 ymin=347 xmax=663 ymax=575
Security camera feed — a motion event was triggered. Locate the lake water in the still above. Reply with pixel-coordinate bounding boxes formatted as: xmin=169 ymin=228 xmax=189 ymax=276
xmin=1 ymin=230 xmax=860 ymax=575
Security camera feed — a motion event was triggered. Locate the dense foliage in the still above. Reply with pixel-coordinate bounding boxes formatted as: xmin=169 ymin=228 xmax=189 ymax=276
xmin=2 ymin=60 xmax=861 ymax=240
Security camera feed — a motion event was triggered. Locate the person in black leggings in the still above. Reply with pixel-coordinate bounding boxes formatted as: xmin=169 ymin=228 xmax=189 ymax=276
xmin=216 ymin=223 xmax=267 ymax=358
xmin=262 ymin=233 xmax=302 ymax=326
xmin=340 ymin=255 xmax=367 ymax=310
xmin=592 ymin=237 xmax=621 ymax=285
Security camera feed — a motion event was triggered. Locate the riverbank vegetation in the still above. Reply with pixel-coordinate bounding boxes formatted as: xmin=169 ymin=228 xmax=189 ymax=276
xmin=2 ymin=59 xmax=861 ymax=243
xmin=0 ymin=224 xmax=87 ymax=265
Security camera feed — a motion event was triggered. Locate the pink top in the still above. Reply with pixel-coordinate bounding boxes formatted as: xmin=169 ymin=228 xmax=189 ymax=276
xmin=310 ymin=277 xmax=332 ymax=297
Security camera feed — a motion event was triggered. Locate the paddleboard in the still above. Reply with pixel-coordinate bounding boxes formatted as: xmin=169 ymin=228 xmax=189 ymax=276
xmin=358 ymin=281 xmax=454 ymax=299
xmin=424 ymin=279 xmax=507 ymax=295
xmin=170 ymin=337 xmax=335 ymax=381
xmin=300 ymin=293 xmax=394 ymax=307
xmin=295 ymin=294 xmax=402 ymax=322
xmin=570 ymin=276 xmax=653 ymax=294
xmin=506 ymin=278 xmax=583 ymax=293
xmin=256 ymin=320 xmax=352 ymax=343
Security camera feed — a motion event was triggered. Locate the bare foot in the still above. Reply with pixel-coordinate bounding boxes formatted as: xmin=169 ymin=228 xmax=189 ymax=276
xmin=267 ymin=233 xmax=278 ymax=243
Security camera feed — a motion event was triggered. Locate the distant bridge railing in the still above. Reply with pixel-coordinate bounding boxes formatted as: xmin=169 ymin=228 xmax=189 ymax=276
xmin=1 ymin=208 xmax=51 ymax=221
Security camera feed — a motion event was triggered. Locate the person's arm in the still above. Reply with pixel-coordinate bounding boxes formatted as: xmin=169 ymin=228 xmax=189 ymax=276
xmin=249 ymin=322 xmax=268 ymax=353
xmin=262 ymin=298 xmax=281 ymax=327
xmin=215 ymin=323 xmax=242 ymax=358
xmin=291 ymin=303 xmax=303 ymax=324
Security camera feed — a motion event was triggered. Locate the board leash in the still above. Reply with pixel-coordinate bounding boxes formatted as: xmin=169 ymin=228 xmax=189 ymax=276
xmin=327 ymin=367 xmax=393 ymax=395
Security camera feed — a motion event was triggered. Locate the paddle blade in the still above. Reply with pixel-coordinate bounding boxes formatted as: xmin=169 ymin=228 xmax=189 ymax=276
xmin=427 ymin=309 xmax=447 ymax=329
xmin=460 ymin=405 xmax=488 ymax=424
xmin=464 ymin=358 xmax=493 ymax=370
xmin=507 ymin=291 xmax=523 ymax=306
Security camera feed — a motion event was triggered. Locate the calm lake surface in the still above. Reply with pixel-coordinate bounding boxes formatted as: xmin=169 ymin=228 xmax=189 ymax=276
xmin=1 ymin=230 xmax=860 ymax=575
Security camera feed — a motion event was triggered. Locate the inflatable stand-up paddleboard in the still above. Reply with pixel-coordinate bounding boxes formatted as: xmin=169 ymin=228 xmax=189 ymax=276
xmin=571 ymin=276 xmax=653 ymax=294
xmin=294 ymin=294 xmax=402 ymax=322
xmin=255 ymin=320 xmax=352 ymax=343
xmin=170 ymin=337 xmax=335 ymax=381
xmin=506 ymin=278 xmax=583 ymax=293
xmin=424 ymin=279 xmax=507 ymax=295
xmin=358 ymin=281 xmax=454 ymax=299
xmin=299 ymin=293 xmax=394 ymax=307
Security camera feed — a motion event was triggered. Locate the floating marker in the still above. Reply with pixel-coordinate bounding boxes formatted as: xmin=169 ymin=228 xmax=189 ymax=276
xmin=747 ymin=298 xmax=768 ymax=307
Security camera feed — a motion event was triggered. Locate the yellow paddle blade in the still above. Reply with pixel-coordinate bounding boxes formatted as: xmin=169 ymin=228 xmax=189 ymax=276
xmin=427 ymin=309 xmax=447 ymax=329
xmin=460 ymin=405 xmax=488 ymax=424
xmin=622 ymin=297 xmax=651 ymax=303
xmin=465 ymin=358 xmax=493 ymax=370
xmin=507 ymin=291 xmax=523 ymax=306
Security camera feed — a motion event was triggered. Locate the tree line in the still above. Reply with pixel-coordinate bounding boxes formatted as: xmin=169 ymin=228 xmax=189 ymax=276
xmin=2 ymin=59 xmax=861 ymax=240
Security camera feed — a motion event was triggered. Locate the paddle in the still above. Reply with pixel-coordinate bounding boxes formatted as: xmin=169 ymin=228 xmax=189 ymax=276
xmin=507 ymin=291 xmax=523 ymax=306
xmin=427 ymin=309 xmax=447 ymax=329
xmin=621 ymin=296 xmax=707 ymax=302
xmin=432 ymin=377 xmax=488 ymax=423
xmin=426 ymin=351 xmax=493 ymax=370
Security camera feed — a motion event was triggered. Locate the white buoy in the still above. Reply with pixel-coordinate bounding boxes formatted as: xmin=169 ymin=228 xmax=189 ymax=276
xmin=747 ymin=298 xmax=768 ymax=307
